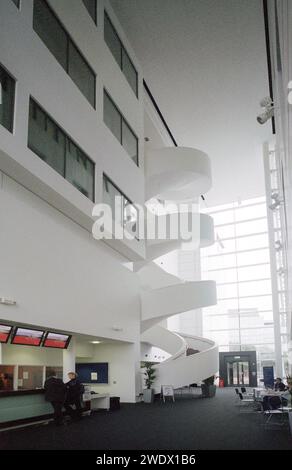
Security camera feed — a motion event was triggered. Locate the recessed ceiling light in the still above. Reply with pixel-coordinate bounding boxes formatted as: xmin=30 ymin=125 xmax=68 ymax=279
xmin=91 ymin=341 xmax=101 ymax=344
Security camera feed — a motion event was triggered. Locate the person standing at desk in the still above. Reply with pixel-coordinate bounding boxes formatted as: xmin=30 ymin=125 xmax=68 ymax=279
xmin=64 ymin=372 xmax=84 ymax=421
xmin=44 ymin=370 xmax=66 ymax=426
xmin=274 ymin=377 xmax=286 ymax=392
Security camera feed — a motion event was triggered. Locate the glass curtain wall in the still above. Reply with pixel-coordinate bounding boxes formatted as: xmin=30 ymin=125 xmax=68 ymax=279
xmin=201 ymin=196 xmax=275 ymax=380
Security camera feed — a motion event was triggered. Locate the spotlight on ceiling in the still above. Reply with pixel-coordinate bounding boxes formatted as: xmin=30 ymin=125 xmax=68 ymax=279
xmin=257 ymin=97 xmax=274 ymax=124
xmin=271 ymin=192 xmax=280 ymax=201
xmin=268 ymin=199 xmax=281 ymax=210
xmin=275 ymin=240 xmax=282 ymax=251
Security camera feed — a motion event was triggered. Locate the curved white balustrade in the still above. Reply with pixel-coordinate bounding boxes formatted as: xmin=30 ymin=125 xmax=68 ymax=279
xmin=141 ymin=325 xmax=219 ymax=393
xmin=152 ymin=331 xmax=219 ymax=393
xmin=141 ymin=325 xmax=187 ymax=358
xmin=141 ymin=280 xmax=217 ymax=332
xmin=145 ymin=147 xmax=212 ymax=201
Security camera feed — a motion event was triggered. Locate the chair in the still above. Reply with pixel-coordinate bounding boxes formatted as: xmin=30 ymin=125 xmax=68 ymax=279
xmin=234 ymin=388 xmax=240 ymax=404
xmin=238 ymin=392 xmax=254 ymax=413
xmin=241 ymin=386 xmax=254 ymax=397
xmin=262 ymin=396 xmax=288 ymax=428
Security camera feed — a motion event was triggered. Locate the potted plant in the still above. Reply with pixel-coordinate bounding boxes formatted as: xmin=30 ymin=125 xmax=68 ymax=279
xmin=201 ymin=375 xmax=216 ymax=398
xmin=142 ymin=362 xmax=156 ymax=403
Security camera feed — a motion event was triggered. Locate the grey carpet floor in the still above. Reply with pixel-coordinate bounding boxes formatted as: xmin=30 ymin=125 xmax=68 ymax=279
xmin=1 ymin=389 xmax=292 ymax=450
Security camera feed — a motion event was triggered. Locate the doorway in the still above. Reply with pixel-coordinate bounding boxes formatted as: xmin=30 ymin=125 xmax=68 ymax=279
xmin=219 ymin=351 xmax=257 ymax=387
xmin=227 ymin=360 xmax=249 ymax=386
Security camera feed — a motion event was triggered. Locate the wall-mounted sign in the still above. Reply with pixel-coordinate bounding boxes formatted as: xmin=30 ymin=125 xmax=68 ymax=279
xmin=76 ymin=363 xmax=108 ymax=384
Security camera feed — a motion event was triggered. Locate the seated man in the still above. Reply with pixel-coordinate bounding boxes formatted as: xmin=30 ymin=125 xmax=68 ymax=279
xmin=274 ymin=377 xmax=286 ymax=392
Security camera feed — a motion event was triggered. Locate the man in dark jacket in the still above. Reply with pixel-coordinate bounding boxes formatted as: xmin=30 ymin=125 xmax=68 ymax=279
xmin=274 ymin=377 xmax=286 ymax=392
xmin=64 ymin=372 xmax=84 ymax=420
xmin=44 ymin=370 xmax=66 ymax=425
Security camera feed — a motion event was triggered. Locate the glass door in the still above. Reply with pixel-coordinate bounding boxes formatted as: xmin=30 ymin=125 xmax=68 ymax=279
xmin=227 ymin=360 xmax=249 ymax=386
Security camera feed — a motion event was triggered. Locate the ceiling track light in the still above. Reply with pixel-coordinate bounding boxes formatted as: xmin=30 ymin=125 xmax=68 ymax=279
xmin=268 ymin=201 xmax=280 ymax=210
xmin=268 ymin=195 xmax=282 ymax=210
xmin=271 ymin=192 xmax=280 ymax=201
xmin=275 ymin=240 xmax=283 ymax=251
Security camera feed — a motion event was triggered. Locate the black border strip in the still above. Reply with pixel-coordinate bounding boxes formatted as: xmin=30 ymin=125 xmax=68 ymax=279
xmin=263 ymin=0 xmax=276 ymax=134
xmin=143 ymin=79 xmax=178 ymax=147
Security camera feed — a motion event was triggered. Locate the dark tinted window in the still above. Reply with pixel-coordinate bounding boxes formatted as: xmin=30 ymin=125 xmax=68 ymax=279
xmin=82 ymin=0 xmax=97 ymax=24
xmin=28 ymin=99 xmax=95 ymax=201
xmin=33 ymin=0 xmax=96 ymax=107
xmin=0 ymin=65 xmax=16 ymax=133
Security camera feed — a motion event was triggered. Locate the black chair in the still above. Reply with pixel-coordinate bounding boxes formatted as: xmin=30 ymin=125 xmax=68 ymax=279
xmin=268 ymin=395 xmax=282 ymax=410
xmin=235 ymin=388 xmax=239 ymax=395
xmin=262 ymin=395 xmax=286 ymax=427
xmin=238 ymin=392 xmax=254 ymax=412
xmin=241 ymin=387 xmax=247 ymax=394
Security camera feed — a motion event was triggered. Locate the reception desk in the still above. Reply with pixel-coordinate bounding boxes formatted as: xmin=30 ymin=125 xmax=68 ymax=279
xmin=0 ymin=389 xmax=100 ymax=429
xmin=0 ymin=389 xmax=52 ymax=428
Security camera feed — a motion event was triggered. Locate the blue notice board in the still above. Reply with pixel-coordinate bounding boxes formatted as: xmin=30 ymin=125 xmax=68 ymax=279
xmin=76 ymin=363 xmax=108 ymax=384
xmin=263 ymin=366 xmax=274 ymax=388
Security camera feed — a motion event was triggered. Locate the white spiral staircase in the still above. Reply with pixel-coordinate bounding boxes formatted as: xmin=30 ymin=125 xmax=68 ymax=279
xmin=139 ymin=146 xmax=219 ymax=392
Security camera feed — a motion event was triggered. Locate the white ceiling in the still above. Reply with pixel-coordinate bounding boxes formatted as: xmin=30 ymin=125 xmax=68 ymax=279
xmin=111 ymin=0 xmax=273 ymax=207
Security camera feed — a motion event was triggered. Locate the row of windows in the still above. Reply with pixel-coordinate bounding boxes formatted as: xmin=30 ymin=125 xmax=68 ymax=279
xmin=0 ymin=63 xmax=96 ymax=201
xmin=104 ymin=91 xmax=138 ymax=165
xmin=0 ymin=66 xmax=140 ymax=208
xmin=6 ymin=1 xmax=139 ymax=166
xmin=28 ymin=99 xmax=95 ymax=201
xmin=33 ymin=1 xmax=138 ymax=106
xmin=9 ymin=1 xmax=138 ymax=100
xmin=0 ymin=73 xmax=140 ymax=227
xmin=33 ymin=0 xmax=96 ymax=107
xmin=104 ymin=11 xmax=138 ymax=97
xmin=32 ymin=1 xmax=139 ymax=164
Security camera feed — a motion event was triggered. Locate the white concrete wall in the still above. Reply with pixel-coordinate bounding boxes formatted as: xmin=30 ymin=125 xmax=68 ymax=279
xmin=77 ymin=342 xmax=140 ymax=402
xmin=0 ymin=173 xmax=142 ymax=399
xmin=0 ymin=174 xmax=141 ymax=344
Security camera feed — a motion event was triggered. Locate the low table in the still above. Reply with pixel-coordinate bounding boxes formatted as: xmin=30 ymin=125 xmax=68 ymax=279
xmin=89 ymin=394 xmax=110 ymax=411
